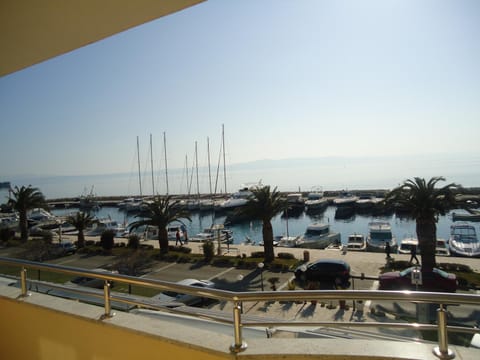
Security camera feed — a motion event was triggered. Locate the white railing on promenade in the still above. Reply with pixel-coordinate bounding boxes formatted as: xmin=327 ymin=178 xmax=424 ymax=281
xmin=1 ymin=256 xmax=479 ymax=359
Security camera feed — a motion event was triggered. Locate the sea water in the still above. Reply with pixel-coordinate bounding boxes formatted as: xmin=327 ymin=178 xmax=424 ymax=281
xmin=49 ymin=205 xmax=470 ymax=248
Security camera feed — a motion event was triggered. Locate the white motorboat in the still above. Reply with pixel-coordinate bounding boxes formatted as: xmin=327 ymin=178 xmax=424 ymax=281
xmin=276 ymin=235 xmax=302 ymax=248
xmin=449 ymin=223 xmax=480 ymax=257
xmin=284 ymin=193 xmax=305 ymax=215
xmin=305 ymin=189 xmax=328 ymax=212
xmin=333 ymin=192 xmax=358 ymax=219
xmin=398 ymin=237 xmax=419 ymax=254
xmin=435 ymin=238 xmax=450 ymax=257
xmin=86 ymin=218 xmax=126 ymax=237
xmin=27 ymin=208 xmax=57 ymax=226
xmin=219 ymin=182 xmax=262 ymax=210
xmin=366 ymin=221 xmax=397 ymax=253
xmin=190 ymin=225 xmax=233 ymax=243
xmin=346 ymin=233 xmax=366 ymax=251
xmin=297 ymin=222 xmax=341 ymax=249
xmin=333 ymin=192 xmax=359 ymax=207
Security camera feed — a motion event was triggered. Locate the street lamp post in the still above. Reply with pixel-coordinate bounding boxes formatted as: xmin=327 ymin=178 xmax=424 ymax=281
xmin=258 ymin=262 xmax=264 ymax=291
xmin=237 ymin=274 xmax=244 ymax=313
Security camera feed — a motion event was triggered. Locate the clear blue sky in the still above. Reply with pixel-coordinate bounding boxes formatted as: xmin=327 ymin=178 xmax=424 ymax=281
xmin=1 ymin=0 xmax=479 ymax=179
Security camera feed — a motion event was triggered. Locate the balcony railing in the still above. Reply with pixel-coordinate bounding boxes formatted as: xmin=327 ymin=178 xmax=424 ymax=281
xmin=1 ymin=256 xmax=479 ymax=359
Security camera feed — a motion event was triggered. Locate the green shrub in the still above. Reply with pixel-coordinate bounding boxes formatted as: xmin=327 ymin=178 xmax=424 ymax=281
xmin=177 ymin=255 xmax=190 ymax=263
xmin=127 ymin=234 xmax=140 ymax=249
xmin=277 ymin=252 xmax=295 ymax=260
xmin=439 ymin=263 xmax=472 ymax=273
xmin=236 ymin=259 xmax=245 ymax=268
xmin=100 ymin=230 xmax=115 ymax=253
xmin=250 ymin=251 xmax=264 ymax=258
xmin=7 ymin=238 xmax=21 ymax=247
xmin=140 ymin=244 xmax=154 ymax=250
xmin=202 ymin=240 xmax=214 ymax=262
xmin=212 ymin=257 xmax=234 ymax=267
xmin=0 ymin=228 xmax=15 ymax=242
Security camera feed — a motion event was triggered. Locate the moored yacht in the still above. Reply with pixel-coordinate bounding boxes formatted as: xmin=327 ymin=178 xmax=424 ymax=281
xmin=436 ymin=238 xmax=450 ymax=257
xmin=283 ymin=193 xmax=305 ymax=217
xmin=296 ymin=222 xmax=340 ymax=249
xmin=190 ymin=225 xmax=233 ymax=243
xmin=398 ymin=237 xmax=418 ymax=254
xmin=276 ymin=235 xmax=303 ymax=248
xmin=305 ymin=189 xmax=328 ymax=213
xmin=346 ymin=233 xmax=366 ymax=251
xmin=85 ymin=218 xmax=126 ymax=237
xmin=219 ymin=182 xmax=262 ymax=210
xmin=333 ymin=192 xmax=358 ymax=219
xmin=449 ymin=223 xmax=480 ymax=257
xmin=366 ymin=221 xmax=397 ymax=253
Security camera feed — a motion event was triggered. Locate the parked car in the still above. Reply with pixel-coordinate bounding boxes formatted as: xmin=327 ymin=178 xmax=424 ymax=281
xmin=153 ymin=278 xmax=215 ymax=306
xmin=68 ymin=268 xmax=117 ymax=289
xmin=379 ymin=267 xmax=457 ymax=292
xmin=294 ymin=259 xmax=351 ymax=288
xmin=51 ymin=241 xmax=77 ymax=256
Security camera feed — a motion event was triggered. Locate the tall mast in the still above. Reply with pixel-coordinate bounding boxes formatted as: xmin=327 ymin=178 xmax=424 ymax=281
xmin=163 ymin=132 xmax=169 ymax=195
xmin=195 ymin=141 xmax=200 ymax=199
xmin=185 ymin=154 xmax=189 ymax=195
xmin=150 ymin=133 xmax=155 ymax=196
xmin=207 ymin=137 xmax=212 ymax=196
xmin=136 ymin=136 xmax=142 ymax=197
xmin=222 ymin=124 xmax=227 ymax=194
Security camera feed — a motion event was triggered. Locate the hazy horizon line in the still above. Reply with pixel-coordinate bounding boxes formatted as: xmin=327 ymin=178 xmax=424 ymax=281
xmin=3 ymin=152 xmax=478 ymax=180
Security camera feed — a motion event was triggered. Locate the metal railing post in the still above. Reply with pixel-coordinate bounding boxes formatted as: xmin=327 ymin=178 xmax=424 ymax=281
xmin=100 ymin=281 xmax=114 ymax=319
xmin=20 ymin=266 xmax=30 ymax=298
xmin=433 ymin=304 xmax=455 ymax=359
xmin=230 ymin=300 xmax=247 ymax=353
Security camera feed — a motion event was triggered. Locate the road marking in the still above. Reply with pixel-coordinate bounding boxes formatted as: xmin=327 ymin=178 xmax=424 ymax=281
xmin=208 ymin=267 xmax=235 ymax=281
xmin=54 ymin=258 xmax=79 ymax=265
xmin=141 ymin=262 xmax=177 ymax=277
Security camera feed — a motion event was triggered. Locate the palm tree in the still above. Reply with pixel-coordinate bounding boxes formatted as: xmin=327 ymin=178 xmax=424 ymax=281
xmin=66 ymin=211 xmax=95 ymax=248
xmin=8 ymin=185 xmax=47 ymax=242
xmin=235 ymin=186 xmax=287 ymax=263
xmin=384 ymin=177 xmax=459 ymax=271
xmin=128 ymin=196 xmax=191 ymax=255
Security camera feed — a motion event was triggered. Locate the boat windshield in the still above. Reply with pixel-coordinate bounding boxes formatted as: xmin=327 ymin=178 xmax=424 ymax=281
xmin=370 ymin=231 xmax=392 ymax=240
xmin=453 ymin=235 xmax=477 ymax=243
xmin=305 ymin=227 xmax=329 ymax=236
xmin=451 ymin=226 xmax=476 ymax=236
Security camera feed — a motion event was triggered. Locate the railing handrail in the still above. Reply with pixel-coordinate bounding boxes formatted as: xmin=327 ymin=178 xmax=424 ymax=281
xmin=1 ymin=256 xmax=479 ymax=358
xmin=1 ymin=256 xmax=479 ymax=305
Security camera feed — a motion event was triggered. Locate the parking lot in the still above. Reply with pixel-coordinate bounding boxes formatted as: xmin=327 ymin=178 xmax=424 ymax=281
xmin=2 ymin=243 xmax=478 ymax=332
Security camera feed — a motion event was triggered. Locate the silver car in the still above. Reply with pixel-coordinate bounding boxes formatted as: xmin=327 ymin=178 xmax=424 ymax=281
xmin=68 ymin=268 xmax=117 ymax=289
xmin=153 ymin=278 xmax=215 ymax=306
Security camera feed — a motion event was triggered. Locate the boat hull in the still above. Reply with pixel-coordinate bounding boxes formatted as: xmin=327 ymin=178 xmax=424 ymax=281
xmin=297 ymin=233 xmax=341 ymax=249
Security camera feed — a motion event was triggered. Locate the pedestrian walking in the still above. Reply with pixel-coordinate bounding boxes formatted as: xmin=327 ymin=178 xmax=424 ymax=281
xmin=385 ymin=242 xmax=391 ymax=259
xmin=409 ymin=244 xmax=419 ymax=264
xmin=175 ymin=229 xmax=183 ymax=246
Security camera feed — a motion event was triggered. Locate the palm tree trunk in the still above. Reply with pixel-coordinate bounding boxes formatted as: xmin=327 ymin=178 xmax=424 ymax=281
xmin=78 ymin=230 xmax=85 ymax=248
xmin=19 ymin=211 xmax=28 ymax=242
xmin=262 ymin=220 xmax=275 ymax=263
xmin=416 ymin=220 xmax=436 ymax=271
xmin=158 ymin=228 xmax=169 ymax=255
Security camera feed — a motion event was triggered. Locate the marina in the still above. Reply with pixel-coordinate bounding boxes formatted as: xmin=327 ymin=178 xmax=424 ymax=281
xmin=2 ymin=184 xmax=480 ymax=257
xmin=42 ymin=201 xmax=479 ymax=257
